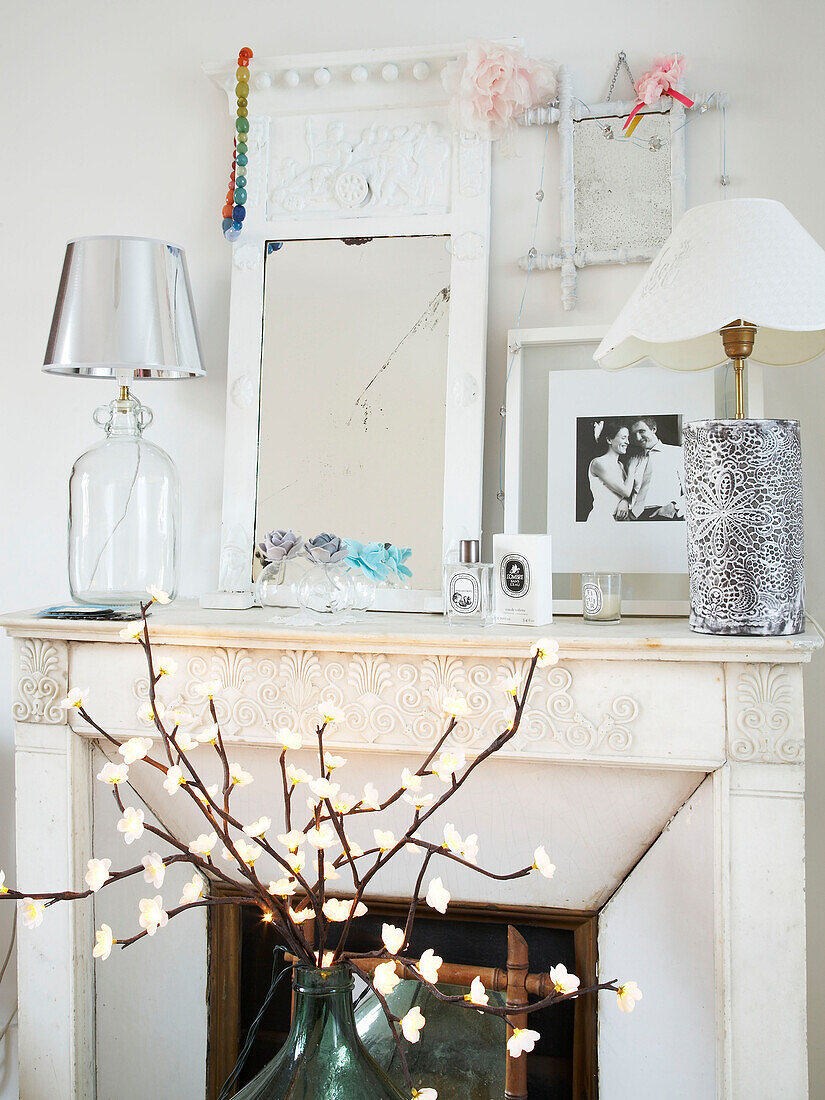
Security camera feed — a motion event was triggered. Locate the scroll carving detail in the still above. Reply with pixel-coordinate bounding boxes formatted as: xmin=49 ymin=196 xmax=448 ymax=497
xmin=731 ymin=664 xmax=802 ymax=763
xmin=13 ymin=639 xmax=66 ymax=724
xmin=132 ymin=648 xmax=638 ymax=757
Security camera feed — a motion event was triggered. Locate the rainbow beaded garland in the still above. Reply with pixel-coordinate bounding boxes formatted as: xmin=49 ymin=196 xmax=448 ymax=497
xmin=222 ymin=46 xmax=253 ymax=242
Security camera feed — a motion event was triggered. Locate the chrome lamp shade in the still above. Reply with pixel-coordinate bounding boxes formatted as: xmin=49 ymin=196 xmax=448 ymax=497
xmin=43 ymin=236 xmax=205 ymax=379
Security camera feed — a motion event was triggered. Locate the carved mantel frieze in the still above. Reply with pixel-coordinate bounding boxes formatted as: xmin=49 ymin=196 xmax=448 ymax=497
xmin=131 ymin=647 xmax=639 ymax=759
xmin=726 ymin=662 xmax=804 ymax=764
xmin=12 ymin=637 xmax=68 ymax=724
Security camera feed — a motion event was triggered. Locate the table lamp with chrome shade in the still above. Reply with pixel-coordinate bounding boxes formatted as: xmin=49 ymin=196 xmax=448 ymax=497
xmin=594 ymin=198 xmax=825 ymax=636
xmin=43 ymin=236 xmax=205 ymax=606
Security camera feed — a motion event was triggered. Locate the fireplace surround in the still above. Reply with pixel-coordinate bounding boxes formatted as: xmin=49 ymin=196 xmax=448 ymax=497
xmin=2 ymin=602 xmax=819 ymax=1098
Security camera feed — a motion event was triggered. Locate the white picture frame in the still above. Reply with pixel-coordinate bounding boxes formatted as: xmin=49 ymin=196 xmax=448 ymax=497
xmin=202 ymin=43 xmax=492 ymax=612
xmin=503 ymin=326 xmax=753 ymax=615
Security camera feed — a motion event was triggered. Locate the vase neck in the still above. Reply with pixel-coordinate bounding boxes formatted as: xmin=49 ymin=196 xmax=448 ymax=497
xmin=93 ymin=392 xmax=154 ymax=438
xmin=288 ymin=965 xmax=360 ymax=1046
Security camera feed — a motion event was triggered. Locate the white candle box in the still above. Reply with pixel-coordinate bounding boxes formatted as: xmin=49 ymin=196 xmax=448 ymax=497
xmin=493 ymin=534 xmax=553 ymax=627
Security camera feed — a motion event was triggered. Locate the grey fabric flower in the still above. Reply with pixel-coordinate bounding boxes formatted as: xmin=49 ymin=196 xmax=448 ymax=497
xmin=304 ymin=532 xmax=349 ymax=565
xmin=257 ymin=529 xmax=304 ymax=563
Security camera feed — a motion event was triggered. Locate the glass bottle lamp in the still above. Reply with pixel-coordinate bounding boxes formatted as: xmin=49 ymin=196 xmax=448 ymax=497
xmin=43 ymin=236 xmax=205 ymax=605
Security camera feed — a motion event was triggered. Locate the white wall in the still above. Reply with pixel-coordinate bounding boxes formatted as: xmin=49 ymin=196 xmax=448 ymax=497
xmin=0 ymin=1 xmax=822 ymax=1097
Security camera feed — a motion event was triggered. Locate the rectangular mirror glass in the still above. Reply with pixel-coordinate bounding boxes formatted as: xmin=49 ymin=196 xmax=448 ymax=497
xmin=257 ymin=235 xmax=451 ymax=592
xmin=573 ymin=113 xmax=672 ymax=253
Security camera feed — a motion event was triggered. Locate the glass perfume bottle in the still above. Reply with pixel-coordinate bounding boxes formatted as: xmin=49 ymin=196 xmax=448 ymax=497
xmin=68 ymin=389 xmax=180 ymax=605
xmin=443 ymin=539 xmax=492 ymax=625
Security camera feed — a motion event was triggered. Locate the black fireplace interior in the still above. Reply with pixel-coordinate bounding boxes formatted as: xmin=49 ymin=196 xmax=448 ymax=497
xmin=230 ymin=902 xmax=584 ymax=1098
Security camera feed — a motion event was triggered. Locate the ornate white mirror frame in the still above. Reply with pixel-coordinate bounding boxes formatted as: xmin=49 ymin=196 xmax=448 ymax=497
xmin=517 ymin=64 xmax=689 ymax=311
xmin=204 ymin=44 xmax=491 ymax=612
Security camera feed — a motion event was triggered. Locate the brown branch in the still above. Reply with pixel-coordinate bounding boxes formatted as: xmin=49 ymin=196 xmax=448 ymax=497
xmin=354 ymin=655 xmax=540 ymax=896
xmin=117 ymin=895 xmax=259 ymax=949
xmin=207 ymin=697 xmax=233 ymax=815
xmin=349 ymin=954 xmax=620 ymax=1020
xmin=4 ymin=853 xmax=194 ymax=904
xmin=279 ymin=749 xmax=292 ymax=831
xmin=405 ymin=838 xmax=534 ymax=882
xmin=344 ymin=717 xmax=458 ymax=821
xmin=76 ymin=708 xmax=169 ymax=778
xmin=405 ymin=849 xmax=437 ymax=947
xmin=323 ymin=798 xmax=361 ymax=890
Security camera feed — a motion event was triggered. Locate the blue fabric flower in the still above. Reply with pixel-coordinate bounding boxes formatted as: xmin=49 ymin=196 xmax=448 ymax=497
xmin=345 ymin=540 xmax=388 ymax=581
xmin=384 ymin=544 xmax=413 ymax=579
xmin=345 ymin=541 xmax=413 ymax=581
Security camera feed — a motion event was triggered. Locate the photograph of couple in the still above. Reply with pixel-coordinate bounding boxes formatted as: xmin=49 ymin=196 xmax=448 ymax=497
xmin=576 ymin=414 xmax=685 ymax=523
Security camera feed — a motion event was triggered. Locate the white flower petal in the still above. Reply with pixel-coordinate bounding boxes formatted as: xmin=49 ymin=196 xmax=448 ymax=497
xmin=425 ymin=877 xmax=450 ymax=914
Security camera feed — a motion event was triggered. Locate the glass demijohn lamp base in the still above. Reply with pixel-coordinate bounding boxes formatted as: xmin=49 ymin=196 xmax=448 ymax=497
xmin=68 ymin=390 xmax=180 ymax=606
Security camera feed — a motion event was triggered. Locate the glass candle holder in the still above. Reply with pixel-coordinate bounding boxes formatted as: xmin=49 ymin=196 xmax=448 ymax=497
xmin=581 ymin=572 xmax=622 ymax=623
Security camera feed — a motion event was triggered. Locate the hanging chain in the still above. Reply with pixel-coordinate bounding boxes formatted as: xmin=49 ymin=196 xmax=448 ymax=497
xmin=606 ymin=51 xmax=636 ymax=102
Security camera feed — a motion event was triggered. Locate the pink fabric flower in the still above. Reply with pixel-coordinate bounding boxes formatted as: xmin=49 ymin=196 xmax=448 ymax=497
xmin=442 ymin=40 xmax=557 ymax=141
xmin=635 ymin=54 xmax=687 ymax=105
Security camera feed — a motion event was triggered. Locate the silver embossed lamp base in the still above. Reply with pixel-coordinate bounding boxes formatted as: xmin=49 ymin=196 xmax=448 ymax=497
xmin=683 ymin=419 xmax=805 ymax=636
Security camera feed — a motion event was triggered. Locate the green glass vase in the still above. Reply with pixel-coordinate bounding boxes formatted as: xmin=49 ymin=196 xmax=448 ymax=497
xmin=232 ymin=964 xmax=408 ymax=1100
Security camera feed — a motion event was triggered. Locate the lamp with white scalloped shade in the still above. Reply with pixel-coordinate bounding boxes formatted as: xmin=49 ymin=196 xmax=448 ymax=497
xmin=594 ymin=199 xmax=825 ymax=636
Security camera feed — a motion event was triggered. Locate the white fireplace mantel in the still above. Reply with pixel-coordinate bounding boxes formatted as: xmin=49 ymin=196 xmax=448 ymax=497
xmin=3 ymin=603 xmax=820 ymax=1099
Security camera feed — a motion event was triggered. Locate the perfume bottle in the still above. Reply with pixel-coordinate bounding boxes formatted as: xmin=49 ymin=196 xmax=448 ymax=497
xmin=444 ymin=540 xmax=492 ymax=625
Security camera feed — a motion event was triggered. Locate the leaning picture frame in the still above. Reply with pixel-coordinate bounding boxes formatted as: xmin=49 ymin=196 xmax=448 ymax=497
xmin=503 ymin=326 xmax=757 ymax=614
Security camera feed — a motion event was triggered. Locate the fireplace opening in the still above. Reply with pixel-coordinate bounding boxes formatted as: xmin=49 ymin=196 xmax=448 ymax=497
xmin=208 ymin=894 xmax=598 ymax=1100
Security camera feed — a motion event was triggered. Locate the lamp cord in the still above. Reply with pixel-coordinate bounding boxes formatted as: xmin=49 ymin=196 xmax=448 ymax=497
xmin=218 ymin=947 xmax=290 ymax=1100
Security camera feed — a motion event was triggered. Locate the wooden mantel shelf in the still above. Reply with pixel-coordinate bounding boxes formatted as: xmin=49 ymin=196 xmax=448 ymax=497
xmin=2 ymin=601 xmax=822 ymax=663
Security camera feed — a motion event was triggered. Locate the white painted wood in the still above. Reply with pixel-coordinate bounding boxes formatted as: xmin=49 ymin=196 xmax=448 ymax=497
xmin=557 ymin=65 xmax=577 ymax=310
xmin=205 ymin=43 xmax=492 ymax=612
xmin=92 ymin=745 xmax=208 ymax=1100
xmin=3 ymin=603 xmax=821 ymax=663
xmin=14 ymin=722 xmax=95 ymax=1100
xmin=599 ymin=774 xmax=716 ymax=1099
xmin=2 ymin=606 xmax=818 ymax=1097
xmin=720 ymin=661 xmax=808 ymax=1096
xmin=60 ymin=645 xmax=728 ymax=771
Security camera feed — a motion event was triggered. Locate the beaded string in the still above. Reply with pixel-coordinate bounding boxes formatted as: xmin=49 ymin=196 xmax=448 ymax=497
xmin=222 ymin=46 xmax=253 ymax=242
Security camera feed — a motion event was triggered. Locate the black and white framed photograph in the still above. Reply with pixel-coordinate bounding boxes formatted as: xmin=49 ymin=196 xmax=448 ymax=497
xmin=504 ymin=326 xmax=728 ymax=612
xmin=575 ymin=413 xmax=685 ymax=524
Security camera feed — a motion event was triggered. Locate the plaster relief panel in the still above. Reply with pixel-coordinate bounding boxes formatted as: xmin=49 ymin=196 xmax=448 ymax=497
xmin=268 ymin=110 xmax=452 ymax=218
xmin=151 ymin=648 xmax=643 ymax=758
xmin=66 ymin=643 xmax=728 ymax=769
xmin=13 ymin=637 xmax=68 ymax=724
xmin=726 ymin=662 xmax=804 ymax=763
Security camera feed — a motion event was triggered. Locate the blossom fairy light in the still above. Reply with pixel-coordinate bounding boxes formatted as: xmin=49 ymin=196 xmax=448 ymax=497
xmin=0 ymin=594 xmax=639 ymax=1097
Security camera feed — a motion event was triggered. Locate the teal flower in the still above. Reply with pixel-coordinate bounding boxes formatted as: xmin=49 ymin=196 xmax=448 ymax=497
xmin=345 ymin=541 xmax=413 ymax=582
xmin=385 ymin=544 xmax=413 ymax=579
